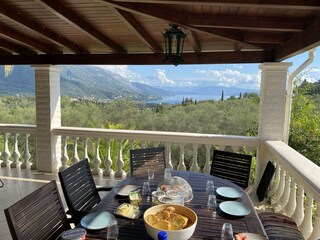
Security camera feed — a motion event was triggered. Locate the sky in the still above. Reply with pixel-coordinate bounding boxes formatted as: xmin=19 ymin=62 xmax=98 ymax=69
xmin=98 ymin=47 xmax=320 ymax=90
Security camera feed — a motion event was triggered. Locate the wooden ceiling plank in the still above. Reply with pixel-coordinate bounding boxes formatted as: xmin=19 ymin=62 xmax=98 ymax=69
xmin=187 ymin=30 xmax=201 ymax=53
xmin=188 ymin=14 xmax=305 ymax=32
xmin=102 ymin=1 xmax=264 ymax=49
xmin=112 ymin=0 xmax=320 ymax=10
xmin=0 ymin=37 xmax=37 ymax=54
xmin=275 ymin=17 xmax=320 ymax=61
xmin=244 ymin=32 xmax=288 ymax=44
xmin=0 ymin=1 xmax=89 ymax=54
xmin=34 ymin=0 xmax=126 ymax=53
xmin=0 ymin=48 xmax=12 ymax=55
xmin=0 ymin=51 xmax=273 ymax=65
xmin=0 ymin=22 xmax=62 ymax=54
xmin=112 ymin=8 xmax=162 ymax=53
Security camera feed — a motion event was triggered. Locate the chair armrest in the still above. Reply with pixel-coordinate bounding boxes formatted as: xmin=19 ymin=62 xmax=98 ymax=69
xmin=97 ymin=187 xmax=113 ymax=191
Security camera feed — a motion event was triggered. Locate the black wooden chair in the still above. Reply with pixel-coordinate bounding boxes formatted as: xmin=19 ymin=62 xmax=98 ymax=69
xmin=130 ymin=147 xmax=166 ymax=177
xmin=256 ymin=161 xmax=276 ymax=202
xmin=58 ymin=158 xmax=112 ymax=223
xmin=4 ymin=180 xmax=70 ymax=240
xmin=210 ymin=150 xmax=252 ymax=190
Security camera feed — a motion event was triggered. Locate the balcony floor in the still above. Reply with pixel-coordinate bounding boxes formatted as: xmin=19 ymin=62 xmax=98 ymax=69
xmin=0 ymin=168 xmax=121 ymax=240
xmin=0 ymin=168 xmax=272 ymax=240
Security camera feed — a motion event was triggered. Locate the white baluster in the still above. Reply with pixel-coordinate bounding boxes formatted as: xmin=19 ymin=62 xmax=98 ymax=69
xmin=299 ymin=195 xmax=314 ymax=239
xmin=154 ymin=141 xmax=160 ymax=147
xmin=291 ymin=186 xmax=305 ymax=226
xmin=59 ymin=136 xmax=69 ymax=171
xmin=165 ymin=142 xmax=173 ymax=169
xmin=21 ymin=134 xmax=31 ymax=169
xmin=115 ymin=139 xmax=125 ymax=178
xmin=103 ymin=138 xmax=114 ymax=177
xmin=11 ymin=133 xmax=21 ymax=168
xmin=308 ymin=201 xmax=320 ymax=240
xmin=1 ymin=132 xmax=11 ymax=167
xmin=72 ymin=137 xmax=79 ymax=165
xmin=203 ymin=144 xmax=211 ymax=174
xmin=190 ymin=144 xmax=199 ymax=172
xmin=84 ymin=137 xmax=90 ymax=161
xmin=177 ymin=143 xmax=186 ymax=171
xmin=284 ymin=178 xmax=297 ymax=217
xmin=278 ymin=173 xmax=291 ymax=213
xmin=141 ymin=140 xmax=146 ymax=148
xmin=271 ymin=166 xmax=285 ymax=208
xmin=92 ymin=138 xmax=102 ymax=175
xmin=231 ymin=146 xmax=238 ymax=152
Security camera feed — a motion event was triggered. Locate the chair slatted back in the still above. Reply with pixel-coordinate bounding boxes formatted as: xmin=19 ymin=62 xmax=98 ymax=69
xmin=58 ymin=159 xmax=101 ymax=215
xmin=4 ymin=180 xmax=70 ymax=240
xmin=210 ymin=150 xmax=252 ymax=189
xmin=130 ymin=147 xmax=166 ymax=177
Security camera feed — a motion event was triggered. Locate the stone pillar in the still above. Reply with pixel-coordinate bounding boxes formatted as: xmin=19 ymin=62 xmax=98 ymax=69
xmin=256 ymin=62 xmax=292 ymax=183
xmin=33 ymin=65 xmax=62 ymax=172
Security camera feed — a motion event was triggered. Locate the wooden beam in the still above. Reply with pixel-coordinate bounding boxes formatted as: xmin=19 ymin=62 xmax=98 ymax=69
xmin=34 ymin=0 xmax=126 ymax=53
xmin=112 ymin=0 xmax=320 ymax=10
xmin=102 ymin=1 xmax=263 ymax=49
xmin=188 ymin=15 xmax=305 ymax=32
xmin=0 ymin=51 xmax=274 ymax=65
xmin=0 ymin=38 xmax=37 ymax=54
xmin=275 ymin=17 xmax=320 ymax=61
xmin=111 ymin=8 xmax=162 ymax=53
xmin=187 ymin=30 xmax=201 ymax=53
xmin=0 ymin=1 xmax=89 ymax=54
xmin=244 ymin=32 xmax=288 ymax=44
xmin=0 ymin=23 xmax=62 ymax=54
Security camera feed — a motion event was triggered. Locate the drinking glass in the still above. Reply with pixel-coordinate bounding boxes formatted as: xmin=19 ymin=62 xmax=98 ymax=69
xmin=206 ymin=180 xmax=215 ymax=194
xmin=142 ymin=181 xmax=151 ymax=196
xmin=148 ymin=169 xmax=155 ymax=180
xmin=107 ymin=219 xmax=119 ymax=240
xmin=221 ymin=222 xmax=234 ymax=240
xmin=207 ymin=194 xmax=217 ymax=217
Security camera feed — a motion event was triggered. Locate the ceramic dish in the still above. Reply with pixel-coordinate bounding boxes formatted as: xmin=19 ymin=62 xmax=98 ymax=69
xmin=114 ymin=184 xmax=140 ymax=196
xmin=216 ymin=187 xmax=243 ymax=199
xmin=80 ymin=211 xmax=115 ymax=230
xmin=219 ymin=201 xmax=251 ymax=217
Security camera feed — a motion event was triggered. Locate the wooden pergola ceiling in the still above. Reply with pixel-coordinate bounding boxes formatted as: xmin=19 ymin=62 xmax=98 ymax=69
xmin=0 ymin=0 xmax=319 ymax=65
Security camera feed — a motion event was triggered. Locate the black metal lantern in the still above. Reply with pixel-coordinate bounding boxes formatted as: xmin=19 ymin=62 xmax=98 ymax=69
xmin=163 ymin=25 xmax=186 ymax=66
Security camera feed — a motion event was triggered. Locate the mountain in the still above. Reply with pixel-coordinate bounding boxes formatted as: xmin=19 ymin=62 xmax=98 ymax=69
xmin=0 ymin=65 xmax=169 ymax=101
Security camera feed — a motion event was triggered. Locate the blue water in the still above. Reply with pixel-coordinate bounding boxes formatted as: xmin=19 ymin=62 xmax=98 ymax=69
xmin=147 ymin=94 xmax=230 ymax=104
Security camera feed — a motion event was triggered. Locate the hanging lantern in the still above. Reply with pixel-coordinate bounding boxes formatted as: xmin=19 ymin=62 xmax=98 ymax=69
xmin=163 ymin=25 xmax=186 ymax=66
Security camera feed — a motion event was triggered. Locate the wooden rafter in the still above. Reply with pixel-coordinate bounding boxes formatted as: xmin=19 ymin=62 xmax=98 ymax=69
xmin=34 ymin=0 xmax=126 ymax=53
xmin=187 ymin=30 xmax=201 ymax=53
xmin=111 ymin=8 xmax=162 ymax=53
xmin=0 ymin=1 xmax=89 ymax=54
xmin=0 ymin=22 xmax=61 ymax=54
xmin=0 ymin=38 xmax=37 ymax=54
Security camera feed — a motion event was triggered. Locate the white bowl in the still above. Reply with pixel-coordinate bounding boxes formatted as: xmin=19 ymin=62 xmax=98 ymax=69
xmin=143 ymin=204 xmax=197 ymax=240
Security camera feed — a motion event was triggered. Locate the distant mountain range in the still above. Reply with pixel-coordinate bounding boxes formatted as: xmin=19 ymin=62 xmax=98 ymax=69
xmin=0 ymin=65 xmax=258 ymax=101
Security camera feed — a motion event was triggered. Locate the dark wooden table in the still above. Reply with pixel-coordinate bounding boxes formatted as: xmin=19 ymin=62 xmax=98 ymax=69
xmin=85 ymin=171 xmax=267 ymax=240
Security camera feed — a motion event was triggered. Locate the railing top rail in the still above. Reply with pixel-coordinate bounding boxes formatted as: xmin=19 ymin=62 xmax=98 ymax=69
xmin=0 ymin=124 xmax=37 ymax=134
xmin=52 ymin=126 xmax=260 ymax=147
xmin=265 ymin=140 xmax=320 ymax=200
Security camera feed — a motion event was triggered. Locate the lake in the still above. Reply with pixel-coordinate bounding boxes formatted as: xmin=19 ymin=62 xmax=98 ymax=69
xmin=147 ymin=94 xmax=231 ymax=104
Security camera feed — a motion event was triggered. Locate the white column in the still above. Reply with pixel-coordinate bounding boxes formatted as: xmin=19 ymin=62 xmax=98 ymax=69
xmin=256 ymin=62 xmax=292 ymax=184
xmin=33 ymin=65 xmax=62 ymax=172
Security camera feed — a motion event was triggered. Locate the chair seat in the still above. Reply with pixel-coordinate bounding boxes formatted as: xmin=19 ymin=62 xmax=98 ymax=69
xmin=258 ymin=212 xmax=304 ymax=240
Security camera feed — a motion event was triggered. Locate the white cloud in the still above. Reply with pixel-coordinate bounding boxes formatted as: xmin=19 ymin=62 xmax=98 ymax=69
xmin=155 ymin=69 xmax=175 ymax=85
xmin=95 ymin=65 xmax=142 ymax=82
xmin=195 ymin=68 xmax=260 ymax=89
xmin=232 ymin=64 xmax=244 ymax=69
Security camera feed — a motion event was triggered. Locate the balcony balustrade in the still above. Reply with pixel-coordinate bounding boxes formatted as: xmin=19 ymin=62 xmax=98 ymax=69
xmin=0 ymin=124 xmax=320 ymax=239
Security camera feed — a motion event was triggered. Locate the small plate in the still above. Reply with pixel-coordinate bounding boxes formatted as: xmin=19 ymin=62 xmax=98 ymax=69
xmin=236 ymin=233 xmax=268 ymax=240
xmin=114 ymin=203 xmax=142 ymax=219
xmin=216 ymin=187 xmax=243 ymax=199
xmin=114 ymin=185 xmax=140 ymax=196
xmin=80 ymin=211 xmax=115 ymax=230
xmin=219 ymin=201 xmax=251 ymax=217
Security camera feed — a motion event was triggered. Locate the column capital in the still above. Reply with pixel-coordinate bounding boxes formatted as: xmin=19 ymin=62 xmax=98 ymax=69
xmin=32 ymin=65 xmax=61 ymax=73
xmin=259 ymin=62 xmax=292 ymax=71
